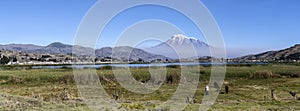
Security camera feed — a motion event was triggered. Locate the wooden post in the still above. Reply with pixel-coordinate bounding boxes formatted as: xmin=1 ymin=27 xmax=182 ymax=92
xmin=225 ymin=86 xmax=229 ymax=94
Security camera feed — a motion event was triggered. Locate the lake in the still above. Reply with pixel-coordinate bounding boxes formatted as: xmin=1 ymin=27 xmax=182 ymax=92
xmin=30 ymin=62 xmax=267 ymax=69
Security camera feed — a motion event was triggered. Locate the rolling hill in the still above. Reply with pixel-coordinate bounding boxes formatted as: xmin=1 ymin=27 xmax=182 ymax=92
xmin=236 ymin=44 xmax=300 ymax=61
xmin=0 ymin=42 xmax=170 ymax=62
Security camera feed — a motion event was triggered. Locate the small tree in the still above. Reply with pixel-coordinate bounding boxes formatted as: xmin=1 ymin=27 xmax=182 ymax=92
xmin=0 ymin=56 xmax=10 ymax=65
xmin=12 ymin=57 xmax=18 ymax=62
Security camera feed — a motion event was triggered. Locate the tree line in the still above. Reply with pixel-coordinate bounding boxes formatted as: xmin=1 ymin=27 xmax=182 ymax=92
xmin=0 ymin=55 xmax=17 ymax=65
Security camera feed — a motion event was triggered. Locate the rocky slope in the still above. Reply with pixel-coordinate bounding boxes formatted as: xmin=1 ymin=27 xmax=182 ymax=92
xmin=236 ymin=44 xmax=300 ymax=61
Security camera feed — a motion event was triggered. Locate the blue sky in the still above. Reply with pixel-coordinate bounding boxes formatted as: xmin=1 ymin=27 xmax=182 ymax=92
xmin=0 ymin=0 xmax=300 ymax=56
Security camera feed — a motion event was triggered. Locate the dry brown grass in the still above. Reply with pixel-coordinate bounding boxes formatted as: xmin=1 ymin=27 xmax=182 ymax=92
xmin=250 ymin=71 xmax=282 ymax=79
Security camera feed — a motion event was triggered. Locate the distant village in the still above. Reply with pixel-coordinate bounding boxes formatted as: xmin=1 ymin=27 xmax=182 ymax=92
xmin=0 ymin=50 xmax=115 ymax=65
xmin=0 ymin=49 xmax=180 ymax=65
xmin=1 ymin=48 xmax=299 ymax=66
xmin=0 ymin=49 xmax=226 ymax=66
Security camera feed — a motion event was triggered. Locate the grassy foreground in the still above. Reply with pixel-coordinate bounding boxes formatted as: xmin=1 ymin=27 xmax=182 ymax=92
xmin=0 ymin=64 xmax=300 ymax=110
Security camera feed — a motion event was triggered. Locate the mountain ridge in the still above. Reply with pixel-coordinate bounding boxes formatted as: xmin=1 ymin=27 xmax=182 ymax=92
xmin=235 ymin=44 xmax=300 ymax=61
xmin=0 ymin=42 xmax=170 ymax=62
xmin=2 ymin=36 xmax=299 ymax=62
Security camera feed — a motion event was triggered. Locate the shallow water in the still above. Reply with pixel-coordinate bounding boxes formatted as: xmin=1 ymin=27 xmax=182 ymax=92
xmin=30 ymin=62 xmax=267 ymax=69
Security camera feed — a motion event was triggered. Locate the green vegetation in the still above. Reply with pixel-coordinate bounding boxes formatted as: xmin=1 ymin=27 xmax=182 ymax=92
xmin=0 ymin=64 xmax=299 ymax=110
xmin=0 ymin=56 xmax=10 ymax=65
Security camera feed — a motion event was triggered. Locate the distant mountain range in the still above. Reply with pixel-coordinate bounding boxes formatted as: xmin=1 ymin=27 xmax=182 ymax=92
xmin=0 ymin=34 xmax=212 ymax=60
xmin=0 ymin=42 xmax=91 ymax=55
xmin=95 ymin=46 xmax=170 ymax=62
xmin=1 ymin=34 xmax=299 ymax=62
xmin=236 ymin=44 xmax=300 ymax=61
xmin=0 ymin=43 xmax=43 ymax=51
xmin=0 ymin=42 xmax=170 ymax=62
xmin=144 ymin=34 xmax=211 ymax=58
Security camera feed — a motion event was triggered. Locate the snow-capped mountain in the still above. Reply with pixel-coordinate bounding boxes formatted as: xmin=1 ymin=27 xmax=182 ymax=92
xmin=162 ymin=34 xmax=209 ymax=48
xmin=144 ymin=34 xmax=211 ymax=59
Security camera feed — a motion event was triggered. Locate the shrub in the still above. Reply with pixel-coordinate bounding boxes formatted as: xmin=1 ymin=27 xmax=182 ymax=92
xmin=99 ymin=66 xmax=113 ymax=70
xmin=290 ymin=73 xmax=300 ymax=78
xmin=0 ymin=75 xmax=9 ymax=80
xmin=57 ymin=74 xmax=74 ymax=84
xmin=8 ymin=76 xmax=23 ymax=83
xmin=98 ymin=73 xmax=116 ymax=84
xmin=166 ymin=73 xmax=180 ymax=84
xmin=131 ymin=72 xmax=151 ymax=83
xmin=250 ymin=71 xmax=273 ymax=79
xmin=166 ymin=65 xmax=180 ymax=69
xmin=60 ymin=66 xmax=72 ymax=69
xmin=271 ymin=73 xmax=282 ymax=78
xmin=0 ymin=56 xmax=10 ymax=65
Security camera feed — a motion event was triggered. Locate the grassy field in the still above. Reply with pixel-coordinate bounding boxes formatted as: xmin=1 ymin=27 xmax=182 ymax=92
xmin=0 ymin=64 xmax=300 ymax=110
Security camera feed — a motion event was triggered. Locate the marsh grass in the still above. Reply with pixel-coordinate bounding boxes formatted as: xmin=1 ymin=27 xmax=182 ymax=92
xmin=0 ymin=64 xmax=300 ymax=110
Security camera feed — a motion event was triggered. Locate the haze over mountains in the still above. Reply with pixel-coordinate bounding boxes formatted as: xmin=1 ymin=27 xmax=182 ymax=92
xmin=0 ymin=34 xmax=213 ymax=60
xmin=1 ymin=34 xmax=299 ymax=62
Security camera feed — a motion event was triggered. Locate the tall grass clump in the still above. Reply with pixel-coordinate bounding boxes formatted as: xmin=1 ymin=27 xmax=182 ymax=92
xmin=166 ymin=73 xmax=180 ymax=84
xmin=131 ymin=72 xmax=151 ymax=83
xmin=99 ymin=66 xmax=113 ymax=70
xmin=166 ymin=65 xmax=180 ymax=69
xmin=250 ymin=71 xmax=281 ymax=79
xmin=290 ymin=73 xmax=300 ymax=78
xmin=57 ymin=74 xmax=75 ymax=84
